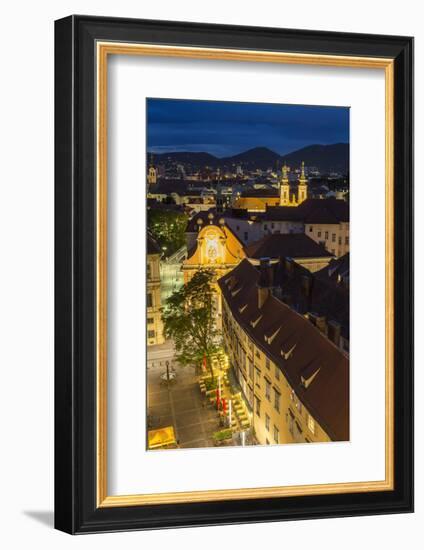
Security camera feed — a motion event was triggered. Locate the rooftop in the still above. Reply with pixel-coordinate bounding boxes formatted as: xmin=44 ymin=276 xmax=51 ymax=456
xmin=244 ymin=233 xmax=333 ymax=260
xmin=218 ymin=259 xmax=349 ymax=441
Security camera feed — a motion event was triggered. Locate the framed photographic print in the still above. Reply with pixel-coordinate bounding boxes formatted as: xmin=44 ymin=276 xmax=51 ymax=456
xmin=54 ymin=15 xmax=414 ymax=533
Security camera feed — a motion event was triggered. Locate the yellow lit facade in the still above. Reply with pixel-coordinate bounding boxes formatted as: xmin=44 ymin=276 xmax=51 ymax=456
xmin=182 ymin=217 xmax=246 ymax=287
xmin=147 ymin=165 xmax=157 ymax=185
xmin=221 ymin=300 xmax=331 ymax=445
xmin=279 ymin=162 xmax=308 ymax=207
xmin=147 ymin=242 xmax=164 ymax=346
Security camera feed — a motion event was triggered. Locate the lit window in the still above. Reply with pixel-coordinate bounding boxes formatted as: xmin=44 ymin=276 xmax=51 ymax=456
xmin=308 ymin=414 xmax=315 ymax=435
xmin=265 ymin=414 xmax=270 ymax=432
xmin=255 ymin=396 xmax=261 ymax=418
xmin=274 ymin=389 xmax=280 ymax=413
xmin=265 ymin=379 xmax=271 ymax=401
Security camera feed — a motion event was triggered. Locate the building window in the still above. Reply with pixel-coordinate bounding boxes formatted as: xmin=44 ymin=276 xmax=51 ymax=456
xmin=147 ymin=293 xmax=153 ymax=308
xmin=147 ymin=262 xmax=152 ymax=280
xmin=265 ymin=413 xmax=270 ymax=432
xmin=255 ymin=350 xmax=261 ymax=359
xmin=255 ymin=396 xmax=261 ymax=418
xmin=265 ymin=357 xmax=270 ymax=370
xmin=325 ymin=231 xmax=329 ymax=240
xmin=147 ymin=330 xmax=155 ymax=339
xmin=338 ymin=236 xmax=342 ymax=245
xmin=248 ymin=359 xmax=254 ymax=380
xmin=274 ymin=388 xmax=280 ymax=413
xmin=147 ymin=317 xmax=154 ymax=324
xmin=309 ymin=225 xmax=313 ymax=232
xmin=332 ymin=233 xmax=336 ymax=242
xmin=265 ymin=379 xmax=271 ymax=401
xmin=271 ymin=223 xmax=275 ymax=229
xmin=317 ymin=231 xmax=322 ymax=238
xmin=274 ymin=365 xmax=280 ymax=380
xmin=307 ymin=414 xmax=315 ymax=435
xmin=345 ymin=236 xmax=349 ymax=245
xmin=273 ymin=425 xmax=279 ymax=444
xmin=255 ymin=368 xmax=261 ymax=389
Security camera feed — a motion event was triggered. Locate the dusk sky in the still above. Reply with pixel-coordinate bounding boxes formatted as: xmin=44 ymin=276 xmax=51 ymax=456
xmin=147 ymin=98 xmax=349 ymax=158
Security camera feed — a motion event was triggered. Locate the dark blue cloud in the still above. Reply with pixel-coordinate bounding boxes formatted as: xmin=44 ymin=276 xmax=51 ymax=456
xmin=147 ymin=98 xmax=349 ymax=157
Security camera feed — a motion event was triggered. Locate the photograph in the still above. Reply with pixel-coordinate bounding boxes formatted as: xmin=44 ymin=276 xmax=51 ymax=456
xmin=146 ymin=98 xmax=350 ymax=451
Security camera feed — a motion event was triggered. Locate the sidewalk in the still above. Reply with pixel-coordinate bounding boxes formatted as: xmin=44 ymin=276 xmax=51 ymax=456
xmin=147 ymin=361 xmax=222 ymax=449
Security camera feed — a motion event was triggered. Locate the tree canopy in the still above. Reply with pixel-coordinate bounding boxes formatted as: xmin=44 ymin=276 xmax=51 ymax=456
xmin=162 ymin=269 xmax=220 ymax=377
xmin=147 ymin=209 xmax=188 ymax=257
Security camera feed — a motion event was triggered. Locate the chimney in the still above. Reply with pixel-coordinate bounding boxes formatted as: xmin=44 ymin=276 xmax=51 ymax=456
xmin=258 ymin=257 xmax=272 ymax=309
xmin=328 ymin=320 xmax=341 ymax=347
xmin=285 ymin=257 xmax=294 ymax=276
xmin=301 ymin=274 xmax=313 ymax=298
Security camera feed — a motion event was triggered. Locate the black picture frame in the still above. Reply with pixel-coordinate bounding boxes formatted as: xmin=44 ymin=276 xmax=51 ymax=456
xmin=55 ymin=15 xmax=414 ymax=534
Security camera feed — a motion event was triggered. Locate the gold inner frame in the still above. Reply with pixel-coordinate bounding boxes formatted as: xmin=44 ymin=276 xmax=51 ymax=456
xmin=96 ymin=42 xmax=394 ymax=508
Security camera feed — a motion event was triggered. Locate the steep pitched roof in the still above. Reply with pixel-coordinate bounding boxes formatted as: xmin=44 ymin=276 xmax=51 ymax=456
xmin=244 ymin=233 xmax=333 ymax=260
xmin=265 ymin=197 xmax=349 ymax=223
xmin=218 ymin=259 xmax=349 ymax=441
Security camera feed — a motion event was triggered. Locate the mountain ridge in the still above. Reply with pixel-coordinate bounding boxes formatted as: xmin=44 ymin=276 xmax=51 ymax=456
xmin=148 ymin=143 xmax=349 ymax=174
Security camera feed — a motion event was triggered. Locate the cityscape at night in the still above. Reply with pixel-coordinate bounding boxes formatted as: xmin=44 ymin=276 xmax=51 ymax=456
xmin=146 ymin=98 xmax=349 ymax=451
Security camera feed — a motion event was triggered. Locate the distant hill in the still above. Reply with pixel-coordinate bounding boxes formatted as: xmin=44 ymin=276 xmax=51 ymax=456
xmin=221 ymin=146 xmax=281 ymax=169
xmin=150 ymin=143 xmax=349 ymax=174
xmin=281 ymin=143 xmax=349 ymax=174
xmin=150 ymin=151 xmax=219 ymax=166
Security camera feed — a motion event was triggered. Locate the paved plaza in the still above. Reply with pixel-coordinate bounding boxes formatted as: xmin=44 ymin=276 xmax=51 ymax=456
xmin=147 ymin=353 xmax=224 ymax=449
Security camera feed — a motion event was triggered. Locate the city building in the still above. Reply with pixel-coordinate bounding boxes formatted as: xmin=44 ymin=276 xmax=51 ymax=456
xmin=147 ymin=158 xmax=157 ymax=186
xmin=218 ymin=258 xmax=349 ymax=445
xmin=233 ymin=162 xmax=309 ymax=211
xmin=263 ymin=197 xmax=349 ymax=257
xmin=182 ymin=212 xmax=246 ymax=286
xmin=279 ymin=162 xmax=308 ymax=206
xmin=244 ymin=233 xmax=334 ymax=273
xmin=147 ymin=233 xmax=165 ymax=346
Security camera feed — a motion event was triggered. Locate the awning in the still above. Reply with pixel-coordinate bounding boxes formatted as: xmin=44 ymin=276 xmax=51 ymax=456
xmin=148 ymin=426 xmax=177 ymax=449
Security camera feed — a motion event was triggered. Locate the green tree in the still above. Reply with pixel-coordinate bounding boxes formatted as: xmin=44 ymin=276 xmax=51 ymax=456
xmin=147 ymin=209 xmax=188 ymax=257
xmin=162 ymin=270 xmax=220 ymax=379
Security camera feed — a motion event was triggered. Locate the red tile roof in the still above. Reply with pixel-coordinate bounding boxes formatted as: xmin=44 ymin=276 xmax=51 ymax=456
xmin=218 ymin=259 xmax=349 ymax=441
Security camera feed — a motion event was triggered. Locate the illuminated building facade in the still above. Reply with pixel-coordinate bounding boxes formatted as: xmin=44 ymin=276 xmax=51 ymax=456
xmin=218 ymin=258 xmax=349 ymax=445
xmin=147 ymin=233 xmax=165 ymax=346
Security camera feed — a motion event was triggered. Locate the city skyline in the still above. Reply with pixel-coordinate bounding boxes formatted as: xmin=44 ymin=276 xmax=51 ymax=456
xmin=147 ymin=98 xmax=349 ymax=158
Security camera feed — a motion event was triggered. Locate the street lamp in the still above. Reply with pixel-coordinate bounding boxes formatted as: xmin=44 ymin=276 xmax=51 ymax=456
xmin=165 ymin=360 xmax=170 ymax=386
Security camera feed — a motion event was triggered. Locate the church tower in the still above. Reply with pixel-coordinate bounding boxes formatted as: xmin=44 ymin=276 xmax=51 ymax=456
xmin=147 ymin=155 xmax=157 ymax=186
xmin=297 ymin=161 xmax=308 ymax=204
xmin=279 ymin=164 xmax=291 ymax=206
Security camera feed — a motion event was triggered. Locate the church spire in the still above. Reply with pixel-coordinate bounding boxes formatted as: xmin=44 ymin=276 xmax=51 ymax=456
xmin=279 ymin=163 xmax=291 ymax=206
xmin=297 ymin=161 xmax=308 ymax=204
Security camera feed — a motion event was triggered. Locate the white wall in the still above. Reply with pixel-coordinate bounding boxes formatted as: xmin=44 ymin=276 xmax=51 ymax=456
xmin=0 ymin=0 xmax=421 ymax=547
